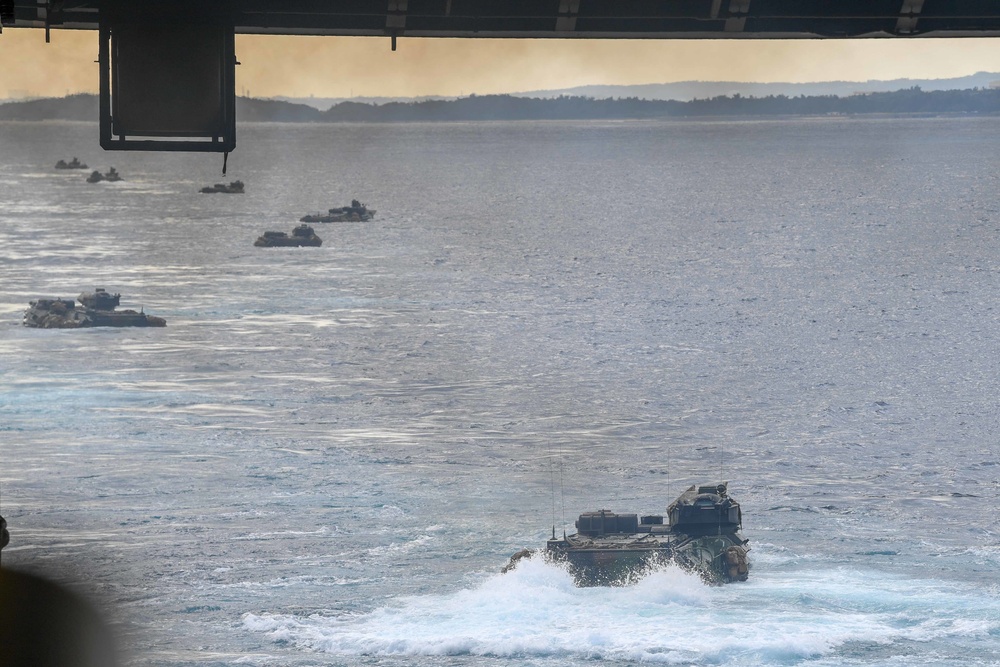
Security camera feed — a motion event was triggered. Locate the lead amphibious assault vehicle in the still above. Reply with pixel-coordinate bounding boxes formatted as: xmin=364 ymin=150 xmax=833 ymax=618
xmin=504 ymin=482 xmax=750 ymax=586
xmin=23 ymin=288 xmax=166 ymax=328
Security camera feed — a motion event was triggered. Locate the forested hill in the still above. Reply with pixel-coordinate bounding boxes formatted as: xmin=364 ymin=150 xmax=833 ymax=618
xmin=319 ymin=87 xmax=1000 ymax=120
xmin=0 ymin=93 xmax=99 ymax=121
xmin=2 ymin=87 xmax=999 ymax=123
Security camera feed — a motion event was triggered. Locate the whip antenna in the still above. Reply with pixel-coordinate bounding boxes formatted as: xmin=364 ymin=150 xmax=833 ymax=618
xmin=559 ymin=453 xmax=566 ymax=534
xmin=549 ymin=447 xmax=556 ymax=537
xmin=665 ymin=430 xmax=671 ymax=503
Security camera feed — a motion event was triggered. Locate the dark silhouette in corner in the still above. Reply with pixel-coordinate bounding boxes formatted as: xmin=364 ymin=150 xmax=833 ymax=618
xmin=0 ymin=515 xmax=120 ymax=667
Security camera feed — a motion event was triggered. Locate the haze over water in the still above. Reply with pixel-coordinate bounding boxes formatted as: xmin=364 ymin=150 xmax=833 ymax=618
xmin=1 ymin=117 xmax=999 ymax=666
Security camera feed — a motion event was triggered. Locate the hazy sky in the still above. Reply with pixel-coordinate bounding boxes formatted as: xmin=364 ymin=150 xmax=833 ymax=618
xmin=1 ymin=28 xmax=999 ymax=99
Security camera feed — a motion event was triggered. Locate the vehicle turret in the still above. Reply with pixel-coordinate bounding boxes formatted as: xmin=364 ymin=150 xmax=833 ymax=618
xmin=666 ymin=482 xmax=742 ymax=536
xmin=78 ymin=288 xmax=120 ymax=311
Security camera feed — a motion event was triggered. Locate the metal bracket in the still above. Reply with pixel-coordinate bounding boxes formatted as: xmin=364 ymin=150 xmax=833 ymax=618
xmin=724 ymin=0 xmax=750 ymax=32
xmin=896 ymin=0 xmax=925 ymax=34
xmin=0 ymin=0 xmax=14 ymax=28
xmin=556 ymin=0 xmax=580 ymax=32
xmin=99 ymin=14 xmax=236 ymax=152
xmin=387 ymin=0 xmax=406 ymax=49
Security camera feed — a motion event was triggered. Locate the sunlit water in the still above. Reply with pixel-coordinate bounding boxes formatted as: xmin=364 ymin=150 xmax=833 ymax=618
xmin=1 ymin=117 xmax=999 ymax=666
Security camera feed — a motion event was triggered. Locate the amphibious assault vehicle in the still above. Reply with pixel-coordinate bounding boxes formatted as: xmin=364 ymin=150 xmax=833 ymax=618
xmin=86 ymin=167 xmax=122 ymax=183
xmin=300 ymin=199 xmax=375 ymax=223
xmin=200 ymin=180 xmax=244 ymax=194
xmin=505 ymin=482 xmax=749 ymax=586
xmin=55 ymin=157 xmax=88 ymax=169
xmin=254 ymin=224 xmax=322 ymax=247
xmin=23 ymin=288 xmax=166 ymax=328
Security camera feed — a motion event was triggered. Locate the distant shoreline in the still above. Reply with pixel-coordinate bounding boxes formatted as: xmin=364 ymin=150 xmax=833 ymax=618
xmin=2 ymin=114 xmax=997 ymax=128
xmin=2 ymin=112 xmax=997 ymax=126
xmin=2 ymin=88 xmax=999 ymax=124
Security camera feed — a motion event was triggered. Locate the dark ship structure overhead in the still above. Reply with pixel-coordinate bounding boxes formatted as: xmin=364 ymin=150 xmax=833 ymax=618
xmin=8 ymin=2 xmax=1000 ymax=39
xmin=6 ymin=1 xmax=999 ymax=157
xmin=300 ymin=200 xmax=375 ymax=223
xmin=254 ymin=223 xmax=322 ymax=247
xmin=23 ymin=288 xmax=166 ymax=328
xmin=505 ymin=482 xmax=749 ymax=587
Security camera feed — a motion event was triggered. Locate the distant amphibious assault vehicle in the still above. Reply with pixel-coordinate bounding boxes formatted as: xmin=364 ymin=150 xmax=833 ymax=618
xmin=300 ymin=199 xmax=375 ymax=223
xmin=55 ymin=157 xmax=88 ymax=169
xmin=505 ymin=482 xmax=750 ymax=586
xmin=200 ymin=180 xmax=244 ymax=194
xmin=254 ymin=224 xmax=322 ymax=247
xmin=23 ymin=288 xmax=166 ymax=328
xmin=86 ymin=167 xmax=122 ymax=183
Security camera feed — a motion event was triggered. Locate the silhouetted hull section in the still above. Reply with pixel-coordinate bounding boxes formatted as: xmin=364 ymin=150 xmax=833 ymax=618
xmin=300 ymin=211 xmax=374 ymax=223
xmin=254 ymin=235 xmax=322 ymax=247
xmin=546 ymin=532 xmax=749 ymax=587
xmin=84 ymin=310 xmax=166 ymax=327
xmin=55 ymin=159 xmax=88 ymax=169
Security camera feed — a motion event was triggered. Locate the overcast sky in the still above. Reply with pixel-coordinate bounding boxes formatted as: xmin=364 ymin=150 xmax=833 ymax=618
xmin=2 ymin=28 xmax=1000 ymax=99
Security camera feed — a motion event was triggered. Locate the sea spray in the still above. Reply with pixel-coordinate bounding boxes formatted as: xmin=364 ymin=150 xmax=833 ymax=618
xmin=245 ymin=553 xmax=1000 ymax=665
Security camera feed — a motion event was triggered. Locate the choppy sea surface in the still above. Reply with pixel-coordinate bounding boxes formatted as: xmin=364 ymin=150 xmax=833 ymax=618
xmin=1 ymin=117 xmax=999 ymax=667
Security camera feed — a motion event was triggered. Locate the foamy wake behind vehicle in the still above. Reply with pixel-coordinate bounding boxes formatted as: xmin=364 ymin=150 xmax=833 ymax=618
xmin=504 ymin=482 xmax=750 ymax=586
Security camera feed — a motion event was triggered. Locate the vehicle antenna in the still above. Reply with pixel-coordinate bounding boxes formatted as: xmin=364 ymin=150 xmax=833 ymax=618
xmin=559 ymin=454 xmax=566 ymax=533
xmin=666 ymin=436 xmax=671 ymax=506
xmin=549 ymin=447 xmax=556 ymax=538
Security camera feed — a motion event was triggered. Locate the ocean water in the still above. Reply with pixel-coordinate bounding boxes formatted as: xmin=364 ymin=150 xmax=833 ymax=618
xmin=1 ymin=116 xmax=999 ymax=667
